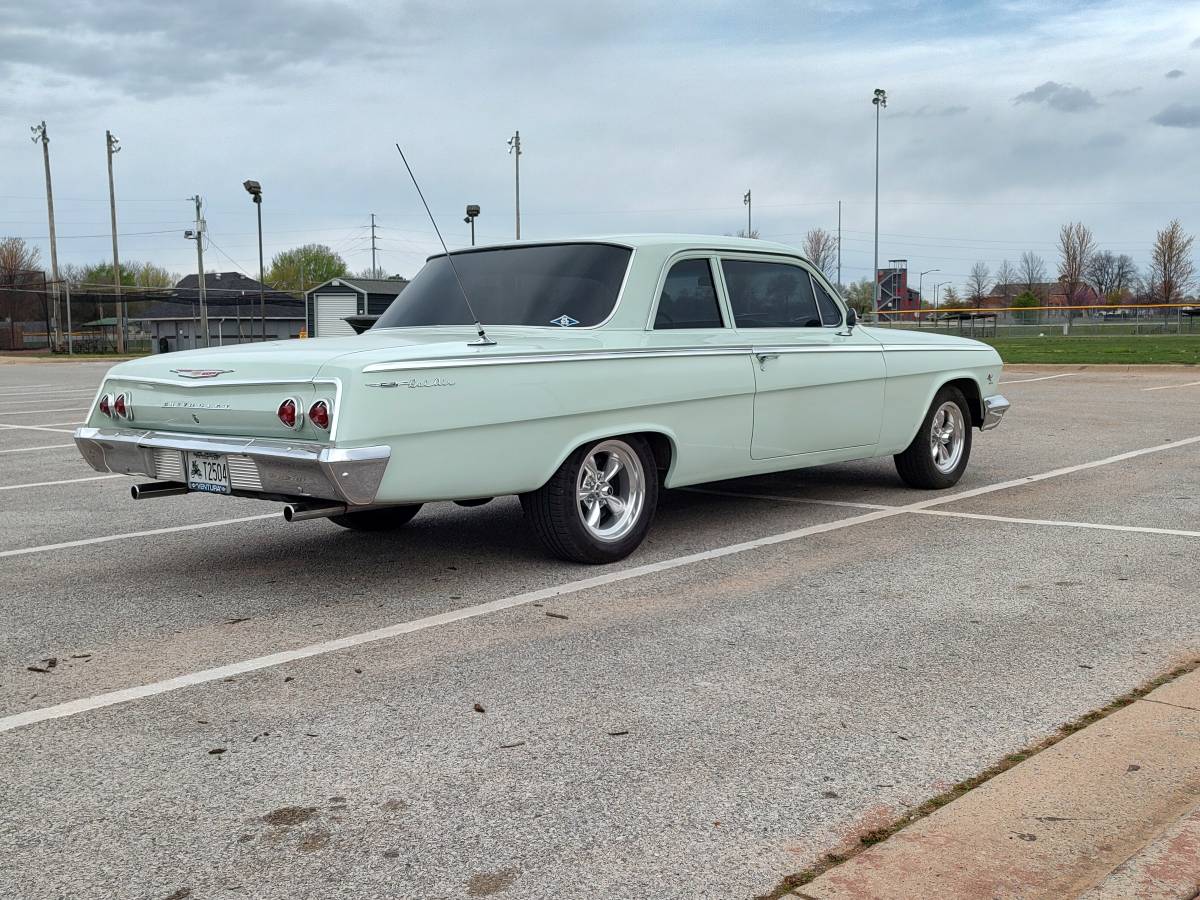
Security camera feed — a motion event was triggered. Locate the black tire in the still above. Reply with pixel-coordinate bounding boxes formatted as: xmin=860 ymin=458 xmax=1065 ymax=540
xmin=894 ymin=386 xmax=973 ymax=489
xmin=521 ymin=435 xmax=659 ymax=564
xmin=329 ymin=504 xmax=423 ymax=531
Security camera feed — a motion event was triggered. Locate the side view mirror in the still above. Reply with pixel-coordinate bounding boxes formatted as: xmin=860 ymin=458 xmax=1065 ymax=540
xmin=844 ymin=307 xmax=858 ymax=333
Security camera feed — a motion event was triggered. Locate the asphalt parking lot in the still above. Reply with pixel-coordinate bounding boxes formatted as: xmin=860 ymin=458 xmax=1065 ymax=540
xmin=1 ymin=361 xmax=1198 ymax=900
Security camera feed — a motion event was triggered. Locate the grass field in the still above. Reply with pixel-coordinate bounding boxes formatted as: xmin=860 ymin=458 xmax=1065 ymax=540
xmin=981 ymin=335 xmax=1200 ymax=365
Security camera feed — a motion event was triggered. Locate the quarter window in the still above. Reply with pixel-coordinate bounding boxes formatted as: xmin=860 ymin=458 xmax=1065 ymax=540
xmin=654 ymin=258 xmax=723 ymax=329
xmin=811 ymin=275 xmax=844 ymax=326
xmin=721 ymin=260 xmax=822 ymax=328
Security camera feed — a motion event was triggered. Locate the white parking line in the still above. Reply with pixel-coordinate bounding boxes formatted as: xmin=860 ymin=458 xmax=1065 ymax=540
xmin=2 ymin=434 xmax=1196 ymax=735
xmin=0 ymin=423 xmax=80 ymax=434
xmin=1143 ymin=380 xmax=1200 ymax=392
xmin=0 ymin=474 xmax=123 ymax=492
xmin=913 ymin=509 xmax=1200 ymax=539
xmin=0 ymin=406 xmax=89 ymax=417
xmin=0 ymin=388 xmax=97 ymax=399
xmin=0 ymin=443 xmax=75 ymax=454
xmin=1000 ymin=373 xmax=1078 ymax=384
xmin=0 ymin=513 xmax=278 ymax=560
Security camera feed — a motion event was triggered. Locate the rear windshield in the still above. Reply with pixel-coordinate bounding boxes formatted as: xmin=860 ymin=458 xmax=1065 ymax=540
xmin=374 ymin=243 xmax=631 ymax=329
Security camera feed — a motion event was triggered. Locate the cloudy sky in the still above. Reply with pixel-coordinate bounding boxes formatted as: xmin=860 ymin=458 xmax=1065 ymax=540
xmin=2 ymin=0 xmax=1198 ymax=294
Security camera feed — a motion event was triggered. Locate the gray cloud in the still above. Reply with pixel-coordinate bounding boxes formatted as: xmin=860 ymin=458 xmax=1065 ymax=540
xmin=1107 ymin=86 xmax=1142 ymax=97
xmin=1084 ymin=132 xmax=1126 ymax=149
xmin=1013 ymin=81 xmax=1099 ymax=112
xmin=1150 ymin=102 xmax=1200 ymax=128
xmin=0 ymin=0 xmax=394 ymax=99
xmin=1192 ymin=36 xmax=1200 ymax=48
xmin=1165 ymin=68 xmax=1185 ymax=78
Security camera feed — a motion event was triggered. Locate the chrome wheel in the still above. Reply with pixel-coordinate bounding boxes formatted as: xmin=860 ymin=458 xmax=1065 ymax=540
xmin=575 ymin=439 xmax=646 ymax=543
xmin=930 ymin=400 xmax=966 ymax=474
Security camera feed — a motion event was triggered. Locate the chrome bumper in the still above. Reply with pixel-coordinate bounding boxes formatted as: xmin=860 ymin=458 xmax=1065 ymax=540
xmin=73 ymin=426 xmax=390 ymax=505
xmin=981 ymin=394 xmax=1010 ymax=431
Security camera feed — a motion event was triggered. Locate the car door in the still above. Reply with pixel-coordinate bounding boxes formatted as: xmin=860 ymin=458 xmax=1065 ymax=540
xmin=718 ymin=255 xmax=885 ymax=459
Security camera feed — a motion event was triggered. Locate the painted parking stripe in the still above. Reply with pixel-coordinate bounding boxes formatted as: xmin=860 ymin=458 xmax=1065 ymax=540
xmin=0 ymin=513 xmax=278 ymax=560
xmin=1000 ymin=373 xmax=1078 ymax=384
xmin=0 ymin=474 xmax=123 ymax=492
xmin=1143 ymin=380 xmax=1200 ymax=392
xmin=0 ymin=388 xmax=97 ymax=399
xmin=0 ymin=443 xmax=75 ymax=455
xmin=2 ymin=434 xmax=1197 ymax=734
xmin=0 ymin=406 xmax=89 ymax=417
xmin=0 ymin=423 xmax=80 ymax=434
xmin=913 ymin=509 xmax=1200 ymax=539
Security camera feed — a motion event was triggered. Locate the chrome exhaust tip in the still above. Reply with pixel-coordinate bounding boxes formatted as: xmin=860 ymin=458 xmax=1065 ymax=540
xmin=130 ymin=481 xmax=188 ymax=500
xmin=283 ymin=502 xmax=348 ymax=523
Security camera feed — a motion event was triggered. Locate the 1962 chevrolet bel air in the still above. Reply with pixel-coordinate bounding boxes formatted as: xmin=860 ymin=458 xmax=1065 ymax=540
xmin=75 ymin=235 xmax=1009 ymax=563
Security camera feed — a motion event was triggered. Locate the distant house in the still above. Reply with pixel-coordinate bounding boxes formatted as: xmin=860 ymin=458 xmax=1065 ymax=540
xmin=983 ymin=279 xmax=1099 ymax=310
xmin=137 ymin=272 xmax=304 ymax=353
xmin=304 ymin=276 xmax=409 ymax=337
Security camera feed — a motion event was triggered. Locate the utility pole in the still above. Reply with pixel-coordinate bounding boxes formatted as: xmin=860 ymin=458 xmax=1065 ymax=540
xmin=105 ymin=130 xmax=125 ymax=353
xmin=872 ymin=88 xmax=887 ymax=319
xmin=370 ymin=212 xmax=378 ymax=277
xmin=187 ymin=195 xmax=210 ymax=347
xmin=507 ymin=130 xmax=521 ymax=239
xmin=837 ymin=200 xmax=842 ymax=287
xmin=30 ymin=121 xmax=61 ymax=351
xmin=743 ymin=190 xmax=752 ymax=236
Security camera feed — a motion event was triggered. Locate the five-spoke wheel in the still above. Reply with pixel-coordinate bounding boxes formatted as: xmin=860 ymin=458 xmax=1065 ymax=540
xmin=522 ymin=435 xmax=659 ymax=563
xmin=895 ymin=386 xmax=973 ymax=489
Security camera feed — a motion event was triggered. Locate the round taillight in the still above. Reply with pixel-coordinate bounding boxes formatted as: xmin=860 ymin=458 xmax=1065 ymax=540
xmin=98 ymin=394 xmax=112 ymax=417
xmin=114 ymin=393 xmax=128 ymax=419
xmin=277 ymin=398 xmax=299 ymax=429
xmin=308 ymin=400 xmax=330 ymax=430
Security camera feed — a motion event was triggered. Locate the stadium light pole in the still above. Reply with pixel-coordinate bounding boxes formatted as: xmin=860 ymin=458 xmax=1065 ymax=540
xmin=872 ymin=88 xmax=887 ymax=319
xmin=918 ymin=268 xmax=939 ymax=324
xmin=243 ymin=180 xmax=266 ymax=342
xmin=464 ymin=204 xmax=480 ymax=246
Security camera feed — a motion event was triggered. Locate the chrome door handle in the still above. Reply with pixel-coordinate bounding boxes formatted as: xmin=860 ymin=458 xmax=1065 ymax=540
xmin=755 ymin=352 xmax=780 ymax=371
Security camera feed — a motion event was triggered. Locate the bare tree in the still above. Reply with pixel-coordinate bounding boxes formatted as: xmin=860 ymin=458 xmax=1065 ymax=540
xmin=1113 ymin=254 xmax=1138 ymax=298
xmin=1057 ymin=222 xmax=1096 ymax=331
xmin=0 ymin=237 xmax=46 ymax=345
xmin=994 ymin=259 xmax=1017 ymax=306
xmin=1149 ymin=219 xmax=1196 ymax=304
xmin=1087 ymin=250 xmax=1140 ymax=303
xmin=802 ymin=228 xmax=839 ymax=280
xmin=966 ymin=261 xmax=991 ymax=308
xmin=734 ymin=228 xmax=760 ymax=240
xmin=1019 ymin=251 xmax=1047 ymax=298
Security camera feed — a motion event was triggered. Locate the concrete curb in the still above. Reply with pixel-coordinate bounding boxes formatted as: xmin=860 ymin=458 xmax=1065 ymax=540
xmin=1081 ymin=803 xmax=1200 ymax=899
xmin=796 ymin=667 xmax=1200 ymax=899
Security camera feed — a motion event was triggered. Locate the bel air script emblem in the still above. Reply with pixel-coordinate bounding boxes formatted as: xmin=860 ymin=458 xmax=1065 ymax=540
xmin=368 ymin=377 xmax=455 ymax=389
xmin=170 ymin=368 xmax=235 ymax=379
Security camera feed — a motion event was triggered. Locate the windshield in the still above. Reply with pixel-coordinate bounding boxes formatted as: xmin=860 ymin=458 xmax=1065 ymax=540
xmin=373 ymin=242 xmax=632 ymax=329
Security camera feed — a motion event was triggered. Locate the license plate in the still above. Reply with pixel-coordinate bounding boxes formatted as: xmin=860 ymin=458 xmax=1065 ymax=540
xmin=186 ymin=451 xmax=231 ymax=495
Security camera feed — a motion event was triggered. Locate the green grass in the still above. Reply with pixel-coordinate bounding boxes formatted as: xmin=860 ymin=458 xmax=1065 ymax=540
xmin=979 ymin=335 xmax=1200 ymax=365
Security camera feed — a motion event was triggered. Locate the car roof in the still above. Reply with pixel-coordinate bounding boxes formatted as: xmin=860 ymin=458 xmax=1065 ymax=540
xmin=440 ymin=233 xmax=805 ymax=258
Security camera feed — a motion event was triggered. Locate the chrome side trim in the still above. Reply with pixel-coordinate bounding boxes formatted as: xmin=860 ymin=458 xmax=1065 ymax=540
xmin=749 ymin=345 xmax=883 ymax=355
xmin=361 ymin=347 xmax=753 ymax=373
xmin=73 ymin=426 xmax=390 ymax=505
xmin=877 ymin=344 xmax=995 ymax=352
xmin=981 ymin=394 xmax=1010 ymax=431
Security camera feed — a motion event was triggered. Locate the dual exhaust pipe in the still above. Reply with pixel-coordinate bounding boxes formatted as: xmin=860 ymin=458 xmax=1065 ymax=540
xmin=130 ymin=482 xmax=350 ymax=523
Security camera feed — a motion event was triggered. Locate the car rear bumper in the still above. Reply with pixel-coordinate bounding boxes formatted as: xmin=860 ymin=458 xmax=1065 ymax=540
xmin=73 ymin=426 xmax=390 ymax=505
xmin=981 ymin=394 xmax=1010 ymax=431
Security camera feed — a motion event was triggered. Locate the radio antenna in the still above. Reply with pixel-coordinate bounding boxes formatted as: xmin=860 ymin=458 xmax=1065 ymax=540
xmin=395 ymin=144 xmax=495 ymax=347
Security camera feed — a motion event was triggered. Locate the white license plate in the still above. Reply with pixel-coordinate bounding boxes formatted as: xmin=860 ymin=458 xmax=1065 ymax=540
xmin=186 ymin=451 xmax=231 ymax=495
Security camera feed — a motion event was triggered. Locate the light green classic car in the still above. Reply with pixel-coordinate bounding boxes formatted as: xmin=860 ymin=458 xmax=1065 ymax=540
xmin=75 ymin=235 xmax=1008 ymax=563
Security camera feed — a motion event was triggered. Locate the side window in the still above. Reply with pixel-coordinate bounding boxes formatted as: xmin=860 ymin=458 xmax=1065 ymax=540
xmin=654 ymin=258 xmax=723 ymax=329
xmin=721 ymin=260 xmax=822 ymax=328
xmin=811 ymin=275 xmax=843 ymax=326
